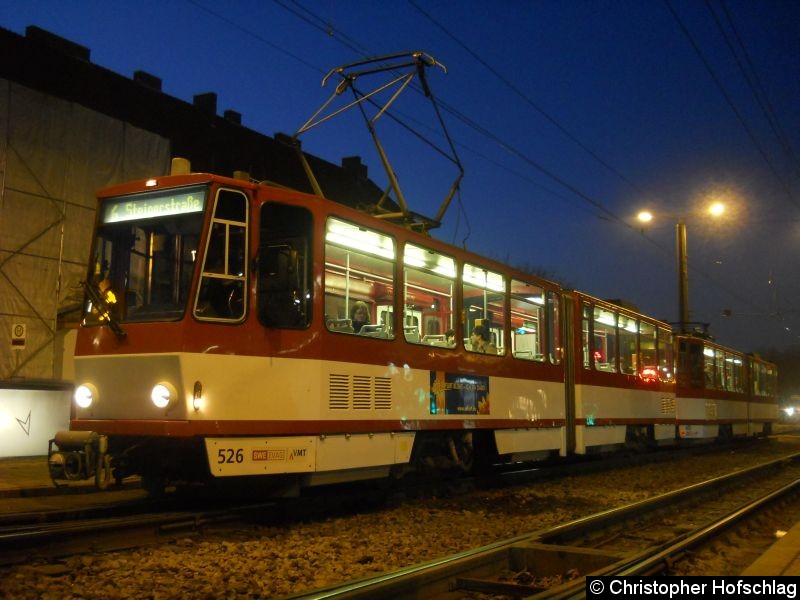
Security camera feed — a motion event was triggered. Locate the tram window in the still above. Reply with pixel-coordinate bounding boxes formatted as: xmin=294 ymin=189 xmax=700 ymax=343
xmin=194 ymin=189 xmax=248 ymax=321
xmin=751 ymin=360 xmax=761 ymax=396
xmin=767 ymin=365 xmax=777 ymax=396
xmin=714 ymin=351 xmax=726 ymax=390
xmin=547 ymin=291 xmax=562 ymax=364
xmin=677 ymin=340 xmax=704 ymax=388
xmin=752 ymin=361 xmax=774 ymax=397
xmin=593 ymin=306 xmax=617 ymax=372
xmin=463 ymin=263 xmax=505 ymax=356
xmin=657 ymin=328 xmax=674 ymax=382
xmin=257 ymin=203 xmax=312 ymax=329
xmin=723 ymin=353 xmax=733 ymax=392
xmin=582 ymin=303 xmax=592 ymax=369
xmin=404 ymin=243 xmax=455 ymax=347
xmin=618 ymin=315 xmax=637 ymax=375
xmin=728 ymin=353 xmax=743 ymax=393
xmin=639 ymin=321 xmax=657 ymax=378
xmin=510 ymin=280 xmax=545 ymax=361
xmin=703 ymin=346 xmax=717 ymax=388
xmin=324 ymin=218 xmax=395 ymax=339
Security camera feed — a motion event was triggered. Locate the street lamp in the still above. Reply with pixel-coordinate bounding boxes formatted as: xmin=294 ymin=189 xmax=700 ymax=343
xmin=637 ymin=203 xmax=726 ymax=334
xmin=676 ymin=221 xmax=689 ymax=334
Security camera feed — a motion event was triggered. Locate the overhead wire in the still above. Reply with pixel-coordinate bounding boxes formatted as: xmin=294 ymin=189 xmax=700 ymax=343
xmin=666 ymin=0 xmax=800 ymax=334
xmin=274 ymin=0 xmax=653 ymax=233
xmin=403 ymin=0 xmax=773 ymax=320
xmin=188 ymin=0 xmax=788 ymax=335
xmin=716 ymin=0 xmax=800 ymax=183
xmin=407 ymin=0 xmax=655 ymax=202
xmin=186 ymin=0 xmax=324 ymax=75
xmin=664 ymin=0 xmax=800 ymax=215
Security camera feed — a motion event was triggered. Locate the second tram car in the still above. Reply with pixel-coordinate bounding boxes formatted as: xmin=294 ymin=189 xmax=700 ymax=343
xmin=47 ymin=169 xmax=779 ymax=492
xmin=675 ymin=335 xmax=778 ymax=440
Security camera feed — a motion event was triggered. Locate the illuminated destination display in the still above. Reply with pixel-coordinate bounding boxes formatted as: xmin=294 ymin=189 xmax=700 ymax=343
xmin=102 ymin=188 xmax=206 ymax=223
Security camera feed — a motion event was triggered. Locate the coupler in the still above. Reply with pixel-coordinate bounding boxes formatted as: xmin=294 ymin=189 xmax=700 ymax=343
xmin=48 ymin=431 xmax=112 ymax=489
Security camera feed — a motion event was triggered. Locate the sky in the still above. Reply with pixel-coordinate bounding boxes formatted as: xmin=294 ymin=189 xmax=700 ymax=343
xmin=2 ymin=0 xmax=799 ymax=354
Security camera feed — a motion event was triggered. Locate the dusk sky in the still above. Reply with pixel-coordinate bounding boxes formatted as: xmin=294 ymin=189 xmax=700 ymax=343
xmin=3 ymin=0 xmax=799 ymax=353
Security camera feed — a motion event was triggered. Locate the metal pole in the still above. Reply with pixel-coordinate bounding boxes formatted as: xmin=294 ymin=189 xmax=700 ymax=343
xmin=676 ymin=221 xmax=689 ymax=333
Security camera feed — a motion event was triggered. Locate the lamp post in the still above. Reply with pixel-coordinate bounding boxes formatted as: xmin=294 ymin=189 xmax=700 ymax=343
xmin=676 ymin=221 xmax=689 ymax=334
xmin=637 ymin=201 xmax=725 ymax=335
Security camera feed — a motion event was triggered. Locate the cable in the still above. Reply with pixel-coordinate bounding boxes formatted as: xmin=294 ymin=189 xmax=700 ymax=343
xmin=189 ymin=0 xmax=792 ymax=339
xmin=716 ymin=0 xmax=800 ymax=182
xmin=664 ymin=0 xmax=800 ymax=214
xmin=186 ymin=0 xmax=325 ymax=75
xmin=407 ymin=0 xmax=656 ymax=202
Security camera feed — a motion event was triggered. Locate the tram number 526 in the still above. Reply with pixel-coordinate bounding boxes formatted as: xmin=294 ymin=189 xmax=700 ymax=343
xmin=217 ymin=448 xmax=244 ymax=464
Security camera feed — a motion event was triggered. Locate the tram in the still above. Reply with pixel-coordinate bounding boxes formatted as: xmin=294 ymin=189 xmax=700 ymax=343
xmin=46 ymin=167 xmax=779 ymax=493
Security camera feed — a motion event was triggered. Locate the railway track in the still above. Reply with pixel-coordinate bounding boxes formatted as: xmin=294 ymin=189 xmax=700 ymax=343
xmin=1 ymin=439 xmax=797 ymax=598
xmin=286 ymin=451 xmax=800 ymax=599
xmin=0 ymin=500 xmax=274 ymax=567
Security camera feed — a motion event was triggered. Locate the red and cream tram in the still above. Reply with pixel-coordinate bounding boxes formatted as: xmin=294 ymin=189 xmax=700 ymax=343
xmin=570 ymin=292 xmax=676 ymax=452
xmin=47 ymin=169 xmax=779 ymax=492
xmin=49 ymin=170 xmax=568 ymax=492
xmin=675 ymin=335 xmax=778 ymax=440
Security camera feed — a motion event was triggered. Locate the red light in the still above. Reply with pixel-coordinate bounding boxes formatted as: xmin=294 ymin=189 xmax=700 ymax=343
xmin=640 ymin=366 xmax=658 ymax=382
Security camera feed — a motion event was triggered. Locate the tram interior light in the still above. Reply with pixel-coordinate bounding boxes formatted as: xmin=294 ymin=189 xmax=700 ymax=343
xmin=463 ymin=265 xmax=504 ymax=292
xmin=326 ymin=219 xmax=395 ymax=260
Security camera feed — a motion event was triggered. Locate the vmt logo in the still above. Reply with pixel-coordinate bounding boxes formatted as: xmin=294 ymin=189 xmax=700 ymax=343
xmin=288 ymin=448 xmax=307 ymax=461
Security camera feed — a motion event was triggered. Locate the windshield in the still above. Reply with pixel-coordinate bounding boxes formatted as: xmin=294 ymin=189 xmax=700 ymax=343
xmin=84 ymin=185 xmax=207 ymax=324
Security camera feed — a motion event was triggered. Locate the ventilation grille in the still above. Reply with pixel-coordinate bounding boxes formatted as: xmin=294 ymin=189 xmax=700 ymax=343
xmin=328 ymin=373 xmax=393 ymax=411
xmin=705 ymin=402 xmax=718 ymax=419
xmin=374 ymin=377 xmax=392 ymax=410
xmin=660 ymin=396 xmax=676 ymax=415
xmin=328 ymin=374 xmax=351 ymax=410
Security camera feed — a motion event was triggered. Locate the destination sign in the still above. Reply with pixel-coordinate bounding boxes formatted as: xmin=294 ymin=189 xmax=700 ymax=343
xmin=102 ymin=188 xmax=206 ymax=223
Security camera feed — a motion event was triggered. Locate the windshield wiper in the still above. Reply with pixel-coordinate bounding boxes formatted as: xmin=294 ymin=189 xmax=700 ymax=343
xmin=82 ymin=280 xmax=127 ymax=338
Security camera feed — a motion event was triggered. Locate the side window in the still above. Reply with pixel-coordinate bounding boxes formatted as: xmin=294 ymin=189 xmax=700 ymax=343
xmin=750 ymin=359 xmax=760 ymax=395
xmin=194 ymin=189 xmax=247 ymax=321
xmin=582 ymin=302 xmax=592 ymax=369
xmin=715 ymin=350 xmax=726 ymax=390
xmin=324 ymin=218 xmax=395 ymax=338
xmin=404 ymin=243 xmax=456 ymax=347
xmin=767 ymin=365 xmax=777 ymax=396
xmin=731 ymin=355 xmax=743 ymax=393
xmin=703 ymin=346 xmax=716 ymax=388
xmin=257 ymin=203 xmax=312 ymax=329
xmin=463 ymin=263 xmax=506 ymax=356
xmin=678 ymin=340 xmax=705 ymax=388
xmin=657 ymin=328 xmax=674 ymax=382
xmin=510 ymin=279 xmax=545 ymax=361
xmin=639 ymin=321 xmax=657 ymax=379
xmin=547 ymin=291 xmax=562 ymax=364
xmin=618 ymin=315 xmax=637 ymax=375
xmin=593 ymin=306 xmax=617 ymax=372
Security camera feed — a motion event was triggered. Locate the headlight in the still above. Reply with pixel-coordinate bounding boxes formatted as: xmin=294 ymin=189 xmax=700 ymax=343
xmin=151 ymin=382 xmax=177 ymax=409
xmin=74 ymin=384 xmax=97 ymax=409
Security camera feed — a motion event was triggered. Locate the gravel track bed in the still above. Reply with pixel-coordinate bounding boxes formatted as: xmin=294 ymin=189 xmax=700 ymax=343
xmin=3 ymin=436 xmax=798 ymax=599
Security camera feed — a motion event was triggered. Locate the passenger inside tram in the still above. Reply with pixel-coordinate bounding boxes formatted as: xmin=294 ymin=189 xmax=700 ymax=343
xmin=350 ymin=301 xmax=370 ymax=333
xmin=470 ymin=325 xmax=497 ymax=355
